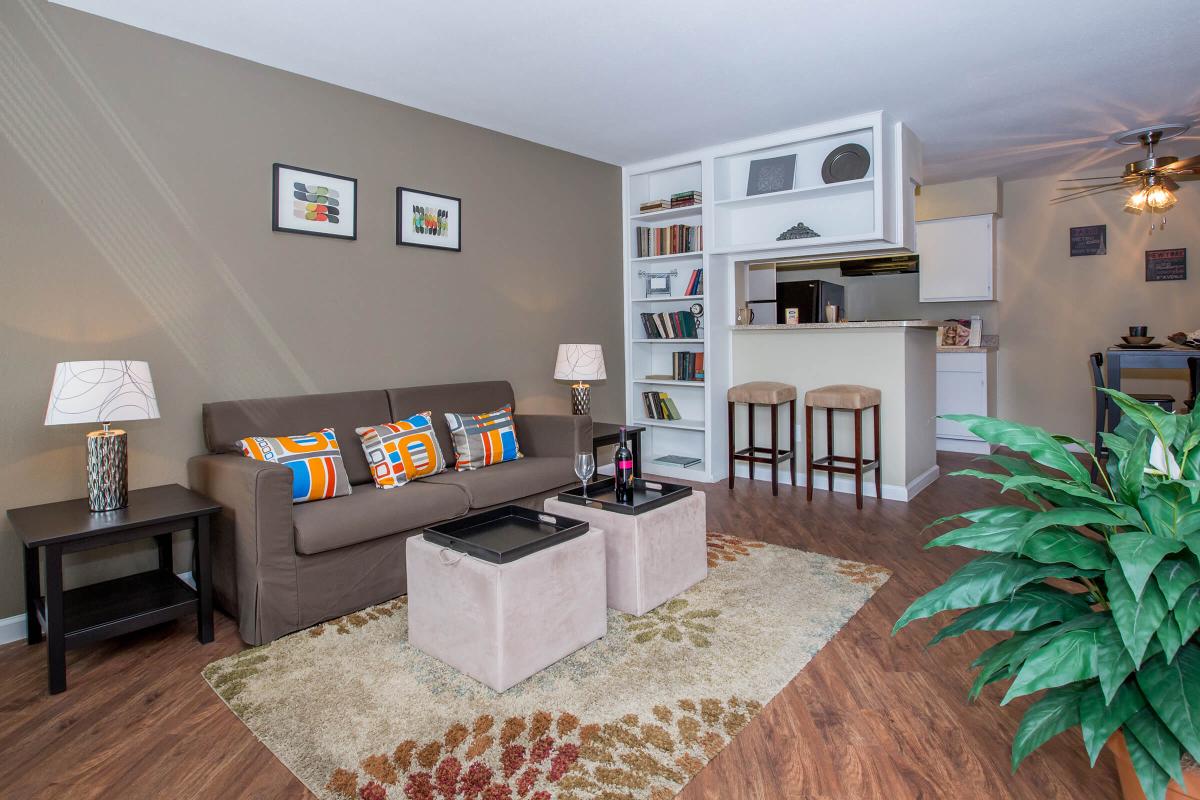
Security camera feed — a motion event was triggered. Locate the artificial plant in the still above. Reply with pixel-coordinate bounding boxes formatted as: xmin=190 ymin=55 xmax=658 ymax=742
xmin=894 ymin=389 xmax=1200 ymax=799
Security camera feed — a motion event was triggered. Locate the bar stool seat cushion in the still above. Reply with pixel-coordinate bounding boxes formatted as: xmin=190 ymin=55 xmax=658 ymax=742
xmin=804 ymin=384 xmax=881 ymax=410
xmin=727 ymin=381 xmax=797 ymax=405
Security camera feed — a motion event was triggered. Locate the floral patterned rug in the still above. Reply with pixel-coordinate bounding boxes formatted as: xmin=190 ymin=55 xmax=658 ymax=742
xmin=203 ymin=533 xmax=889 ymax=800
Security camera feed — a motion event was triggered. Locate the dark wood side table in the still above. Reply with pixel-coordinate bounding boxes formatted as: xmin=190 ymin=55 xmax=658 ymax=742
xmin=8 ymin=484 xmax=221 ymax=694
xmin=591 ymin=422 xmax=646 ymax=479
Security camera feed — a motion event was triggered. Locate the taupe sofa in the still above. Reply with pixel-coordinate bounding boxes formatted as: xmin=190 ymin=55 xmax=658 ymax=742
xmin=187 ymin=381 xmax=590 ymax=645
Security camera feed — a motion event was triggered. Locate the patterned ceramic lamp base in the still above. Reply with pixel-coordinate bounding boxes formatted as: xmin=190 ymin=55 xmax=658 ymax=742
xmin=87 ymin=429 xmax=128 ymax=511
xmin=570 ymin=384 xmax=591 ymax=416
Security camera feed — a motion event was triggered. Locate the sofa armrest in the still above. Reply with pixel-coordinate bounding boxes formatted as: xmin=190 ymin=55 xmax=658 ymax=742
xmin=514 ymin=414 xmax=592 ymax=459
xmin=187 ymin=453 xmax=296 ymax=645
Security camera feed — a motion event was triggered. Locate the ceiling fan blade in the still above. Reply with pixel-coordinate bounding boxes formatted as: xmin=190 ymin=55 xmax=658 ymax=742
xmin=1050 ymin=183 xmax=1134 ymax=204
xmin=1159 ymin=167 xmax=1199 ymax=179
xmin=1058 ymin=175 xmax=1127 ymax=181
xmin=1164 ymin=154 xmax=1200 ymax=170
xmin=1055 ymin=181 xmax=1127 ymax=191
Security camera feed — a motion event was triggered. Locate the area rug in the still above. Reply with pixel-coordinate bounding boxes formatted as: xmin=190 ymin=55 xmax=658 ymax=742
xmin=203 ymin=533 xmax=889 ymax=800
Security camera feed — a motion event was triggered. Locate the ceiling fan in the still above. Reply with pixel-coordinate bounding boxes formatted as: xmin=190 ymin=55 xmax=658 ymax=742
xmin=1052 ymin=122 xmax=1199 ymax=234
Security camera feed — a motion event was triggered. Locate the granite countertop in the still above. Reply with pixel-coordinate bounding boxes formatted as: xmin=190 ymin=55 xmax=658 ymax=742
xmin=730 ymin=319 xmax=942 ymax=331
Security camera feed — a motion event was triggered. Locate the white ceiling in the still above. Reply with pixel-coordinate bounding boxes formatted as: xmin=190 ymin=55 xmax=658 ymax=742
xmin=52 ymin=0 xmax=1200 ymax=182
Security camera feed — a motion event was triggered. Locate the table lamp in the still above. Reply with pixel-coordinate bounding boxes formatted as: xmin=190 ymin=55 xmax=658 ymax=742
xmin=554 ymin=344 xmax=606 ymax=415
xmin=44 ymin=361 xmax=160 ymax=512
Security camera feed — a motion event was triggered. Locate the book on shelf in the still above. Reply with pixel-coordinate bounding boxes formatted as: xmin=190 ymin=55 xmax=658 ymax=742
xmin=671 ymin=351 xmax=704 ymax=381
xmin=683 ymin=268 xmax=703 ymax=296
xmin=653 ymin=454 xmax=701 ymax=468
xmin=669 ymin=190 xmax=701 ymax=208
xmin=640 ymin=391 xmax=681 ymax=421
xmin=635 ymin=223 xmax=702 ymax=257
xmin=639 ymin=199 xmax=669 ymax=213
xmin=638 ymin=310 xmax=699 ymax=339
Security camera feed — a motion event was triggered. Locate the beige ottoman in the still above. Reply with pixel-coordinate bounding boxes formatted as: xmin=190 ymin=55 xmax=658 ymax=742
xmin=406 ymin=528 xmax=607 ymax=692
xmin=544 ymin=491 xmax=706 ymax=616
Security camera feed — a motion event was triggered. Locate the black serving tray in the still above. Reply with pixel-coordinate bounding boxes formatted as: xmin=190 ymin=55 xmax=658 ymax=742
xmin=557 ymin=477 xmax=692 ymax=516
xmin=424 ymin=505 xmax=589 ymax=564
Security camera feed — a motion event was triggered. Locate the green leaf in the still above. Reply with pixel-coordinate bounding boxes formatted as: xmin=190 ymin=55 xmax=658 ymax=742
xmin=1010 ymin=684 xmax=1083 ymax=771
xmin=1136 ymin=645 xmax=1200 ymax=762
xmin=1126 ymin=706 xmax=1187 ymax=786
xmin=1116 ymin=428 xmax=1154 ymax=506
xmin=1139 ymin=482 xmax=1200 ymax=540
xmin=1156 ymin=615 xmax=1183 ymax=664
xmin=969 ymin=632 xmax=1035 ymax=701
xmin=928 ymin=585 xmax=1093 ymax=646
xmin=1079 ymin=681 xmax=1145 ymax=766
xmin=1100 ymin=388 xmax=1181 ymax=449
xmin=927 ymin=519 xmax=1111 ymax=571
xmin=943 ymin=414 xmax=1093 ymax=486
xmin=893 ymin=554 xmax=1097 ymax=634
xmin=1175 ymin=586 xmax=1200 ymax=643
xmin=999 ymin=474 xmax=1122 ymax=509
xmin=1101 ymin=430 xmax=1133 ymax=467
xmin=968 ymin=617 xmax=1107 ymax=701
xmin=926 ymin=505 xmax=1036 ymax=531
xmin=1111 ymin=532 xmax=1186 ymax=600
xmin=1020 ymin=529 xmax=1113 ymax=570
xmin=1154 ymin=559 xmax=1200 ymax=609
xmin=1122 ymin=727 xmax=1171 ymax=800
xmin=1003 ymin=628 xmax=1101 ymax=704
xmin=1096 ymin=618 xmax=1138 ymax=703
xmin=1108 ymin=566 xmax=1170 ymax=665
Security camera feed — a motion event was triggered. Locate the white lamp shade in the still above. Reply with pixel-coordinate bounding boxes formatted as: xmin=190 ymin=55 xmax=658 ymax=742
xmin=554 ymin=344 xmax=606 ymax=382
xmin=45 ymin=361 xmax=160 ymax=426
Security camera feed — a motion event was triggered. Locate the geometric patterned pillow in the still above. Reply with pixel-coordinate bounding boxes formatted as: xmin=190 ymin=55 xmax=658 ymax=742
xmin=444 ymin=404 xmax=522 ymax=471
xmin=237 ymin=427 xmax=351 ymax=504
xmin=355 ymin=412 xmax=445 ymax=489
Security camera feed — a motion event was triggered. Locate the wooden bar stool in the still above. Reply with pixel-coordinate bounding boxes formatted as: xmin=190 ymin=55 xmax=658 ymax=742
xmin=804 ymin=384 xmax=881 ymax=509
xmin=727 ymin=381 xmax=797 ymax=496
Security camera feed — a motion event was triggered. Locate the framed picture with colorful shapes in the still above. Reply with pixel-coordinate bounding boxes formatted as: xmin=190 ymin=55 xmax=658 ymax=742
xmin=397 ymin=186 xmax=461 ymax=251
xmin=273 ymin=163 xmax=357 ymax=240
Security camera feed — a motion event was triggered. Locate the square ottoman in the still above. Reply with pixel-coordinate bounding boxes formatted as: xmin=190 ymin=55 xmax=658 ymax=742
xmin=406 ymin=528 xmax=607 ymax=692
xmin=544 ymin=490 xmax=706 ymax=616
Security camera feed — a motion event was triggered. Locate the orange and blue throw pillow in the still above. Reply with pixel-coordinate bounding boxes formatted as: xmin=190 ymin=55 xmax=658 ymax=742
xmin=444 ymin=404 xmax=522 ymax=471
xmin=237 ymin=428 xmax=351 ymax=504
xmin=355 ymin=412 xmax=445 ymax=488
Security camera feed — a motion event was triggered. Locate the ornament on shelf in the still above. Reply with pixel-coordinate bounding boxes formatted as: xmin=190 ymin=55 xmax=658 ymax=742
xmin=776 ymin=221 xmax=820 ymax=241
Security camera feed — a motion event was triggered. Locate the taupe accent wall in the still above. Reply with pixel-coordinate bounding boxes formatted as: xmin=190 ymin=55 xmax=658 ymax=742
xmin=0 ymin=1 xmax=623 ymax=619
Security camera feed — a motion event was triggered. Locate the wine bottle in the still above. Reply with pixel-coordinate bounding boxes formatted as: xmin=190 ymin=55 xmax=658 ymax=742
xmin=614 ymin=427 xmax=634 ymax=503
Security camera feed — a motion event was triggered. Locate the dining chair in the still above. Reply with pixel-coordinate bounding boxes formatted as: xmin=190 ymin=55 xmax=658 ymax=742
xmin=1089 ymin=352 xmax=1176 ymax=480
xmin=1188 ymin=357 xmax=1199 ymax=411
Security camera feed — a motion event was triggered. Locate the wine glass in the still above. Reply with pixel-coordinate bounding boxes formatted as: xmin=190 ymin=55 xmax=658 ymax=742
xmin=574 ymin=452 xmax=596 ymax=498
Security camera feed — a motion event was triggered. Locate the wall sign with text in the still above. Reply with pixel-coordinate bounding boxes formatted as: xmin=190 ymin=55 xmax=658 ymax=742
xmin=1145 ymin=248 xmax=1186 ymax=282
xmin=1069 ymin=225 xmax=1106 ymax=257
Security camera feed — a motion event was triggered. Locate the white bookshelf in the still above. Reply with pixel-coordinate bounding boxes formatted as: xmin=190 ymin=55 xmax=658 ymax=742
xmin=621 ymin=111 xmax=921 ymax=483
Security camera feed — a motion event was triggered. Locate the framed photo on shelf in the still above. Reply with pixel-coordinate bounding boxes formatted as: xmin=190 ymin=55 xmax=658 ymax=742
xmin=273 ymin=163 xmax=357 ymax=240
xmin=397 ymin=187 xmax=461 ymax=251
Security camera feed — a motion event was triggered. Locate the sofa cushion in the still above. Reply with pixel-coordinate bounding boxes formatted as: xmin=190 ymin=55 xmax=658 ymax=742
xmin=423 ymin=456 xmax=575 ymax=509
xmin=355 ymin=412 xmax=446 ymax=488
xmin=386 ymin=381 xmax=515 ymax=466
xmin=444 ymin=404 xmax=522 ymax=471
xmin=204 ymin=389 xmax=391 ymax=487
xmin=293 ymin=480 xmax=469 ymax=555
xmin=238 ymin=428 xmax=351 ymax=504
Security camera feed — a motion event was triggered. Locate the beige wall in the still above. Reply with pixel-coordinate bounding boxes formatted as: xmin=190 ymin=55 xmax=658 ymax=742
xmin=0 ymin=2 xmax=623 ymax=619
xmin=845 ymin=175 xmax=1197 ymax=441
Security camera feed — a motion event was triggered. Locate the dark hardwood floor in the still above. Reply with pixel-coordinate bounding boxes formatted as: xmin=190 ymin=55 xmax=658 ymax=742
xmin=0 ymin=453 xmax=1119 ymax=799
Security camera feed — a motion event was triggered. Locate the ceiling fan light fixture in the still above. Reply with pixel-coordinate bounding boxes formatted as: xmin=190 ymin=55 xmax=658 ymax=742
xmin=1144 ymin=182 xmax=1177 ymax=212
xmin=1124 ymin=187 xmax=1148 ymax=215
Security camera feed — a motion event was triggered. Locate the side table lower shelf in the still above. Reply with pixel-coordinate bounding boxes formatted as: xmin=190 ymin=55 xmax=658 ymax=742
xmin=34 ymin=569 xmax=199 ymax=648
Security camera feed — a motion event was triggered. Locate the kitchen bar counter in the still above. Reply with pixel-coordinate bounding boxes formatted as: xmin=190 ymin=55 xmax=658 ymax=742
xmin=731 ymin=320 xmax=941 ymax=331
xmin=731 ymin=321 xmax=940 ymax=501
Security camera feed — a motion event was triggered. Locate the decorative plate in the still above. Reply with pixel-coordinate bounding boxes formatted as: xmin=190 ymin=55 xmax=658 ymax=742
xmin=821 ymin=143 xmax=871 ymax=184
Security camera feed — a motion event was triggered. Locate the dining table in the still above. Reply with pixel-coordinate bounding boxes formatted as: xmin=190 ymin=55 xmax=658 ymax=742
xmin=1105 ymin=343 xmax=1199 ymax=431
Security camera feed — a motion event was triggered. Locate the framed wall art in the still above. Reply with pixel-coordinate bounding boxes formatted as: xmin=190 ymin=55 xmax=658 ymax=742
xmin=272 ymin=163 xmax=357 ymax=240
xmin=1145 ymin=248 xmax=1186 ymax=282
xmin=1069 ymin=225 xmax=1106 ymax=256
xmin=746 ymin=154 xmax=796 ymax=196
xmin=397 ymin=187 xmax=461 ymax=251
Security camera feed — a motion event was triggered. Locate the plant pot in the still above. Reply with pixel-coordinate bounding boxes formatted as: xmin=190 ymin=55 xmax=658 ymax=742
xmin=1109 ymin=734 xmax=1200 ymax=800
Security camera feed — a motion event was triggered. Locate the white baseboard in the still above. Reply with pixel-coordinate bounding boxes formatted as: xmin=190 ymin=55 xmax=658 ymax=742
xmin=0 ymin=570 xmax=197 ymax=647
xmin=731 ymin=461 xmax=940 ymax=502
xmin=936 ymin=437 xmax=993 ymax=455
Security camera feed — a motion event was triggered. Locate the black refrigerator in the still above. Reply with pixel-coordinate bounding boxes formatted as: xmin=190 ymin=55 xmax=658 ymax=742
xmin=774 ymin=279 xmax=845 ymax=324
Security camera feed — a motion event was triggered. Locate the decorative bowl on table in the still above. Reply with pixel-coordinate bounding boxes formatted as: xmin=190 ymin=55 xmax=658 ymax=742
xmin=1121 ymin=335 xmax=1154 ymax=345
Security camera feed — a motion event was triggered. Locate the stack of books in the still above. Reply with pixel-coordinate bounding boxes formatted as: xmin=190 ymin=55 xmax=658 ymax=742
xmin=670 ymin=190 xmax=701 ymax=208
xmin=671 ymin=351 xmax=704 ymax=381
xmin=639 ymin=199 xmax=669 ymax=213
xmin=639 ymin=311 xmax=699 ymax=339
xmin=635 ymin=224 xmax=702 ymax=257
xmin=653 ymin=454 xmax=701 ymax=468
xmin=641 ymin=391 xmax=681 ymax=421
xmin=684 ymin=269 xmax=703 ymax=296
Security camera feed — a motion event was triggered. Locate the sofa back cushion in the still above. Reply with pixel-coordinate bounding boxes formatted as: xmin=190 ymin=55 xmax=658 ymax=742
xmin=203 ymin=389 xmax=391 ymax=486
xmin=386 ymin=381 xmax=516 ymax=466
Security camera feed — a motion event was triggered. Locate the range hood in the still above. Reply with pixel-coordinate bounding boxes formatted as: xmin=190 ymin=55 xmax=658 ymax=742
xmin=774 ymin=254 xmax=919 ymax=277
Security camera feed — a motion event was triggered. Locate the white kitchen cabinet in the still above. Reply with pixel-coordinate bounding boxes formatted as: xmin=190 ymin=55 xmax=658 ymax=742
xmin=936 ymin=351 xmax=996 ymax=454
xmin=917 ymin=213 xmax=995 ymax=302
